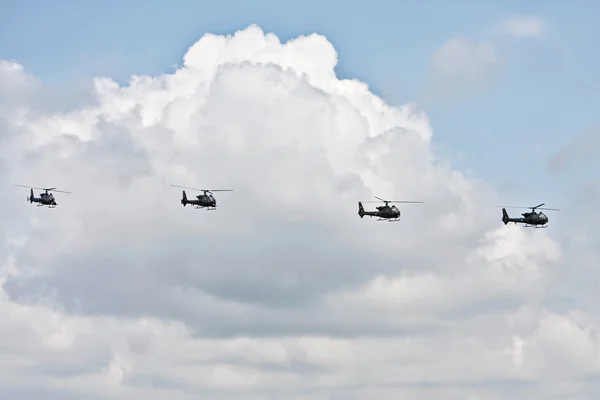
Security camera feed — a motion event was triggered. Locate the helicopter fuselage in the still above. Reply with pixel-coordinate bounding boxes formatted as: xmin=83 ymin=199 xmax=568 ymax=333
xmin=29 ymin=191 xmax=57 ymax=207
xmin=375 ymin=205 xmax=401 ymax=219
xmin=358 ymin=202 xmax=401 ymax=220
xmin=180 ymin=190 xmax=217 ymax=209
xmin=502 ymin=208 xmax=548 ymax=227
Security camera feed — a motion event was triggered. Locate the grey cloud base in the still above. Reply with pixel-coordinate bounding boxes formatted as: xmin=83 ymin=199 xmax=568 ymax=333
xmin=0 ymin=25 xmax=600 ymax=399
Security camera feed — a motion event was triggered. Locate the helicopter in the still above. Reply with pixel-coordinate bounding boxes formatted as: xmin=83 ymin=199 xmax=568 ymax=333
xmin=498 ymin=203 xmax=559 ymax=228
xmin=14 ymin=185 xmax=71 ymax=208
xmin=170 ymin=184 xmax=233 ymax=210
xmin=358 ymin=196 xmax=424 ymax=222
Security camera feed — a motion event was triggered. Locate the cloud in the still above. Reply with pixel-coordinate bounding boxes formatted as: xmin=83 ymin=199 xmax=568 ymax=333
xmin=0 ymin=24 xmax=599 ymax=399
xmin=428 ymin=37 xmax=496 ymax=97
xmin=497 ymin=15 xmax=545 ymax=38
xmin=426 ymin=15 xmax=543 ymax=99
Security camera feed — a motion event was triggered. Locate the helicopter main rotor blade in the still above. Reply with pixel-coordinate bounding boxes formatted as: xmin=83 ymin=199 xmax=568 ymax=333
xmin=171 ymin=184 xmax=232 ymax=193
xmin=171 ymin=184 xmax=204 ymax=191
xmin=14 ymin=184 xmax=47 ymax=191
xmin=530 ymin=203 xmax=559 ymax=211
xmin=495 ymin=205 xmax=559 ymax=211
xmin=14 ymin=184 xmax=71 ymax=193
xmin=496 ymin=206 xmax=535 ymax=209
xmin=372 ymin=196 xmax=422 ymax=204
xmin=44 ymin=187 xmax=71 ymax=194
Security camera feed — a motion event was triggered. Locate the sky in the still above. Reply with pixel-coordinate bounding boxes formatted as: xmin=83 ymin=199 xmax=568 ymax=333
xmin=1 ymin=1 xmax=600 ymax=399
xmin=2 ymin=0 xmax=599 ymax=203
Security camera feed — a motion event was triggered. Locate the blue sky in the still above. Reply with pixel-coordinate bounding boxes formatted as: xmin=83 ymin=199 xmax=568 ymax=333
xmin=1 ymin=0 xmax=598 ymax=209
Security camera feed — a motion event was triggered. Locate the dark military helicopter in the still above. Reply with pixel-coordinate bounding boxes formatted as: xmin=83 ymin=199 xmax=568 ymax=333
xmin=498 ymin=203 xmax=559 ymax=228
xmin=171 ymin=184 xmax=233 ymax=210
xmin=358 ymin=196 xmax=424 ymax=222
xmin=14 ymin=185 xmax=71 ymax=208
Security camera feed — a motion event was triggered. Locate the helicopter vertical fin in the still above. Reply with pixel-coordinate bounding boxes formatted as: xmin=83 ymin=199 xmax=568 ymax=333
xmin=29 ymin=188 xmax=33 ymax=203
xmin=181 ymin=190 xmax=188 ymax=206
xmin=502 ymin=208 xmax=510 ymax=225
xmin=358 ymin=202 xmax=365 ymax=218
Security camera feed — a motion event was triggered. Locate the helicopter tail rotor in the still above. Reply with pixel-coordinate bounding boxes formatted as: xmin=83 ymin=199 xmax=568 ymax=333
xmin=358 ymin=202 xmax=365 ymax=218
xmin=181 ymin=191 xmax=188 ymax=207
xmin=502 ymin=208 xmax=509 ymax=225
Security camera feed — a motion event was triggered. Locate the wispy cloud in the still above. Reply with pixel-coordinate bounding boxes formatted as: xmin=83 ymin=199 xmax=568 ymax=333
xmin=497 ymin=15 xmax=545 ymax=38
xmin=426 ymin=37 xmax=497 ymax=98
xmin=425 ymin=14 xmax=545 ymax=101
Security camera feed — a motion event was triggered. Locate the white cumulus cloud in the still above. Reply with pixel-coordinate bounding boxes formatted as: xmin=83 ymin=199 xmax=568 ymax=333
xmin=0 ymin=24 xmax=599 ymax=399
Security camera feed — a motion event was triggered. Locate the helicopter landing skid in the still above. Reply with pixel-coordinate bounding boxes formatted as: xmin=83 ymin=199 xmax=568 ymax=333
xmin=377 ymin=218 xmax=400 ymax=222
xmin=194 ymin=206 xmax=217 ymax=210
xmin=523 ymin=224 xmax=547 ymax=228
